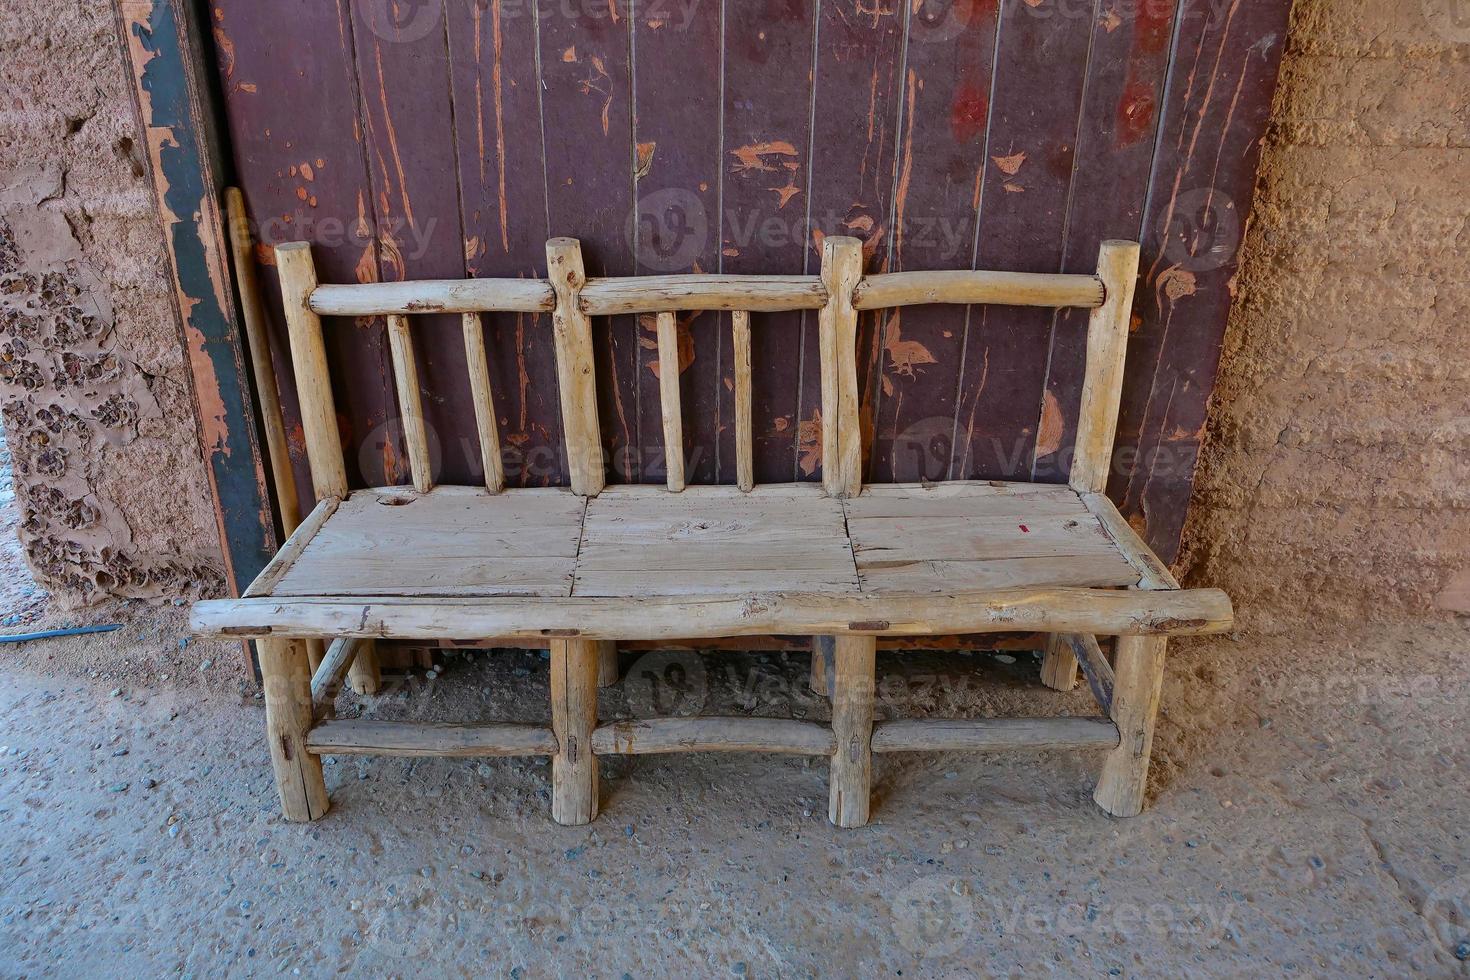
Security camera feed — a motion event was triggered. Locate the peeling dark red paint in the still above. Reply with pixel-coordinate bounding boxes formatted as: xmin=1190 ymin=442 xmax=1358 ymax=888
xmin=950 ymin=84 xmax=990 ymax=143
xmin=1117 ymin=79 xmax=1160 ymax=146
xmin=207 ymin=0 xmax=1291 ymax=571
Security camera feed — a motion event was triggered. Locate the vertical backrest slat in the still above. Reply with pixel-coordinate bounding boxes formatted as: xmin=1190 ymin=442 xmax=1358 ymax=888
xmin=461 ymin=312 xmax=506 ymax=493
xmin=818 ymin=236 xmax=864 ymax=498
xmin=655 ymin=311 xmax=686 ymax=492
xmin=545 ymin=238 xmax=606 ymax=497
xmin=731 ymin=310 xmax=754 ymax=493
xmin=386 ymin=314 xmax=433 ymax=493
xmin=1070 ymin=240 xmax=1142 ymax=494
xmin=275 ymin=243 xmax=348 ymax=501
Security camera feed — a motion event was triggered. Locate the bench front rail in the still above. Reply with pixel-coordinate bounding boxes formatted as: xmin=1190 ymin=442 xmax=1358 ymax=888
xmin=193 ymin=235 xmax=1231 ymax=828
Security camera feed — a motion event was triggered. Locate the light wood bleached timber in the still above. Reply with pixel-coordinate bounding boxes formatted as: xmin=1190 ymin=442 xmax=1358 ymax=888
xmin=195 ymin=235 xmax=1229 ymax=827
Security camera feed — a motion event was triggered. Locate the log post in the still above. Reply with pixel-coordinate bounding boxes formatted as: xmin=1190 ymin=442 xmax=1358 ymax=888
xmin=1040 ymin=633 xmax=1079 ymax=692
xmin=347 ymin=638 xmax=382 ymax=696
xmin=275 ymin=242 xmax=347 ymax=501
xmin=275 ymin=242 xmax=380 ymax=690
xmin=1070 ymin=241 xmax=1141 ymax=494
xmin=305 ymin=638 xmax=326 ymax=673
xmin=546 ymin=238 xmax=605 ymax=497
xmin=828 ymin=634 xmax=876 ymax=828
xmin=809 ymin=636 xmax=834 ymax=698
xmin=258 ymin=637 xmax=329 ymax=821
xmin=551 ymin=638 xmax=599 ymax=825
xmin=818 ymin=236 xmax=864 ymax=498
xmin=596 ymin=640 xmax=619 ymax=688
xmin=1093 ymin=635 xmax=1167 ymax=817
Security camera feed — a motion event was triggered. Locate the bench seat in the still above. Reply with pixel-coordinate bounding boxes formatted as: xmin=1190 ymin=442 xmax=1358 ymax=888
xmin=191 ymin=481 xmax=1231 ymax=641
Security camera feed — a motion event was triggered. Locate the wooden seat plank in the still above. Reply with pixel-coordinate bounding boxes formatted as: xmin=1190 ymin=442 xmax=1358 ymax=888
xmin=274 ymin=558 xmax=575 ymax=598
xmin=574 ymin=485 xmax=858 ymax=594
xmin=573 ymin=569 xmax=860 ymax=597
xmin=575 ymin=542 xmax=854 ymax=572
xmin=857 ymin=556 xmax=1139 ymax=594
xmin=271 ymin=487 xmax=585 ymax=598
xmin=849 ymin=515 xmax=1120 ymax=563
xmin=251 ymin=482 xmax=1169 ymax=605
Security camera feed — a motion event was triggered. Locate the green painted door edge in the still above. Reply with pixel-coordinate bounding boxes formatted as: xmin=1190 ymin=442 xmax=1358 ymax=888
xmin=116 ymin=0 xmax=278 ymax=602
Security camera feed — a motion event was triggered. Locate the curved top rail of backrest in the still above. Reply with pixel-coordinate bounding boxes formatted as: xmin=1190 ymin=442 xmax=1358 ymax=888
xmin=305 ymin=268 xmax=1107 ymax=318
xmin=275 ymin=236 xmax=1138 ymax=505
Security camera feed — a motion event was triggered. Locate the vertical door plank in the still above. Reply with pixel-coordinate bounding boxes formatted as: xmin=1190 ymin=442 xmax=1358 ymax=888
xmin=720 ymin=1 xmax=819 ymax=483
xmin=799 ymin=0 xmax=908 ymax=488
xmin=1113 ymin=0 xmax=1293 ymax=561
xmin=633 ymin=3 xmax=722 ymax=485
xmin=445 ymin=0 xmax=563 ymax=488
xmin=537 ymin=1 xmax=638 ymax=483
xmin=1031 ymin=0 xmax=1179 ymax=484
xmin=949 ymin=0 xmax=1094 ymax=482
xmin=351 ymin=1 xmax=472 ymax=487
xmin=211 ymin=0 xmax=392 ymax=503
xmin=868 ymin=0 xmax=1002 ymax=483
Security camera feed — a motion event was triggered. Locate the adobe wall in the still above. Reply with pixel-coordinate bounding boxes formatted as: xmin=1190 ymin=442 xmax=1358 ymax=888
xmin=1180 ymin=0 xmax=1470 ymax=630
xmin=0 ymin=2 xmax=225 ymax=604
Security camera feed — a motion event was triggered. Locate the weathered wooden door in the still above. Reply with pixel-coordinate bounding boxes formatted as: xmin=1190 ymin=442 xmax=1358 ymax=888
xmin=212 ymin=0 xmax=1291 ymax=562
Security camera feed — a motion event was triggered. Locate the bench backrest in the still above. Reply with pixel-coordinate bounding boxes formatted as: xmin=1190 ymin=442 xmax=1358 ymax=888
xmin=274 ymin=236 xmax=1138 ymax=502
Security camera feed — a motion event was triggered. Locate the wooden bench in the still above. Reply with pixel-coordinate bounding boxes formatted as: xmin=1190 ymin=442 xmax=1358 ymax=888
xmin=191 ymin=236 xmax=1232 ymax=827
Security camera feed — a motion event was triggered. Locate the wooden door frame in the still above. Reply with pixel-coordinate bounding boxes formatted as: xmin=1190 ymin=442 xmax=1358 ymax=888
xmin=116 ymin=0 xmax=278 ymax=590
xmin=117 ymin=0 xmax=278 ymax=669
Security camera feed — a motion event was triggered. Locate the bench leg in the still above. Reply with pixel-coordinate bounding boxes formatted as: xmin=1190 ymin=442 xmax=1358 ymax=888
xmin=258 ymin=637 xmax=329 ymax=822
xmin=1040 ymin=633 xmax=1079 ymax=691
xmin=305 ymin=638 xmax=326 ymax=672
xmin=809 ymin=636 xmax=833 ymax=697
xmin=551 ymin=638 xmax=599 ymax=825
xmin=596 ymin=640 xmax=619 ymax=688
xmin=828 ymin=635 xmax=876 ymax=828
xmin=1094 ymin=635 xmax=1167 ymax=817
xmin=346 ymin=638 xmax=381 ymax=695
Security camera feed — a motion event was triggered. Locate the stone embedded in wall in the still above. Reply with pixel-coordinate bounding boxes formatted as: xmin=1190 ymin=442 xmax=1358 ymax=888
xmin=0 ymin=191 xmax=223 ymax=604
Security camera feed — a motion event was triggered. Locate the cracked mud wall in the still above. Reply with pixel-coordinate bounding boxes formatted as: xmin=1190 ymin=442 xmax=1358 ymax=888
xmin=1181 ymin=0 xmax=1470 ymax=631
xmin=0 ymin=2 xmax=224 ymax=605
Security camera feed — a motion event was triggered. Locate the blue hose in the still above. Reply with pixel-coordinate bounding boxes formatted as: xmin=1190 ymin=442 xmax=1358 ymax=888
xmin=0 ymin=624 xmax=123 ymax=644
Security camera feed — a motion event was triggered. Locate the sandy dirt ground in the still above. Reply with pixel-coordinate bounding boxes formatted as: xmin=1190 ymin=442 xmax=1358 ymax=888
xmin=1 ymin=613 xmax=1467 ymax=977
